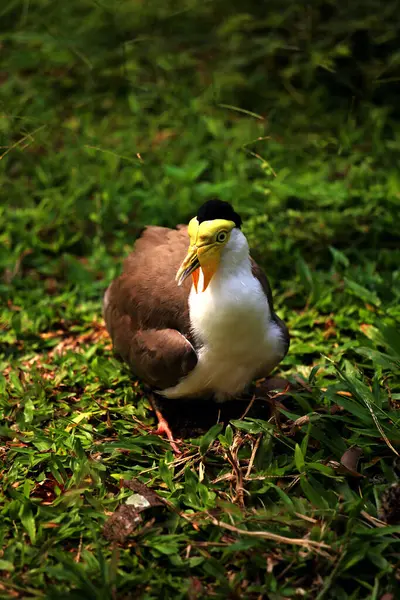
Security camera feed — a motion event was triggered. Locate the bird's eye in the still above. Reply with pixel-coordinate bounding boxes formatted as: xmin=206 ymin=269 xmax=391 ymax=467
xmin=216 ymin=231 xmax=227 ymax=243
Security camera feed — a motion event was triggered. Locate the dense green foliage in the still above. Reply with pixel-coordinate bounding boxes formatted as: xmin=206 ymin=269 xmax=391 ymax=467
xmin=1 ymin=1 xmax=400 ymax=598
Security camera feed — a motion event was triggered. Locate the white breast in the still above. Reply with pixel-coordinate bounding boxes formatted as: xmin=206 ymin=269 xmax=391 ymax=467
xmin=161 ymin=229 xmax=285 ymax=401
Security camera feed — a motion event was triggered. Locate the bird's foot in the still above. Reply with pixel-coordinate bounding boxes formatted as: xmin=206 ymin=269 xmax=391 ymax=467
xmin=154 ymin=409 xmax=182 ymax=455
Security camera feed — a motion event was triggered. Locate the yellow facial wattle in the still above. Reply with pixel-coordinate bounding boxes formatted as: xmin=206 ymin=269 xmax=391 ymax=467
xmin=176 ymin=217 xmax=235 ymax=291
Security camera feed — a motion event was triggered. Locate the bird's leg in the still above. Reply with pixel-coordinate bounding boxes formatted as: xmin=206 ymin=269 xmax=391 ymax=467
xmin=147 ymin=392 xmax=182 ymax=455
xmin=154 ymin=409 xmax=182 ymax=455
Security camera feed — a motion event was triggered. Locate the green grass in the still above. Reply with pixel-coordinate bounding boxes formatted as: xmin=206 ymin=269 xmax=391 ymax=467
xmin=1 ymin=1 xmax=400 ymax=598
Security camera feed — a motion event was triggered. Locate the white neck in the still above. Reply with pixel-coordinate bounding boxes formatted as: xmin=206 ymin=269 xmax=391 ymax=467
xmin=161 ymin=228 xmax=285 ymax=400
xmin=198 ymin=228 xmax=251 ymax=293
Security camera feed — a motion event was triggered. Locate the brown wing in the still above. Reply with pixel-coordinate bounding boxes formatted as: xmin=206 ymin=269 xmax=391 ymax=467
xmin=103 ymin=225 xmax=198 ymax=390
xmin=251 ymin=258 xmax=290 ymax=357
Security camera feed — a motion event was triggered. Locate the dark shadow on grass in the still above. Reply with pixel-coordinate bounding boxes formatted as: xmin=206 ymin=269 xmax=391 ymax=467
xmin=0 ymin=332 xmax=52 ymax=360
xmin=151 ymin=377 xmax=290 ymax=438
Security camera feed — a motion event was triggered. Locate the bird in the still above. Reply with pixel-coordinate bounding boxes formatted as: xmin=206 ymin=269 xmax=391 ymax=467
xmin=103 ymin=199 xmax=289 ymax=452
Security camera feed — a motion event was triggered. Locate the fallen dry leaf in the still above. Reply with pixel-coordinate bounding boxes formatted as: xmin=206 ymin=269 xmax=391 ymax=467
xmin=103 ymin=479 xmax=165 ymax=542
xmin=289 ymin=414 xmax=312 ymax=435
xmin=122 ymin=479 xmax=165 ymax=507
xmin=103 ymin=505 xmax=143 ymax=543
xmin=340 ymin=447 xmax=364 ymax=477
xmin=31 ymin=473 xmax=65 ymax=503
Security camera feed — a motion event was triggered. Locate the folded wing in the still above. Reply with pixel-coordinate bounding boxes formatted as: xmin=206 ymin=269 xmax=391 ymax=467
xmin=103 ymin=225 xmax=198 ymax=390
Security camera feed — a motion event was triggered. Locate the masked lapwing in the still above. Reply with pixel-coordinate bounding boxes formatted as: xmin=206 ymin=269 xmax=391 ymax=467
xmin=103 ymin=200 xmax=289 ymax=452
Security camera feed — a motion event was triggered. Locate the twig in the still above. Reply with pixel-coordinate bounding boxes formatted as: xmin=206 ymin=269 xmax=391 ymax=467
xmin=245 ymin=434 xmax=262 ymax=479
xmin=3 ymin=249 xmax=32 ymax=284
xmin=241 ymin=147 xmax=277 ymax=176
xmin=75 ymin=534 xmax=83 ymax=563
xmin=226 ymin=446 xmax=245 ymax=507
xmin=217 ymin=103 xmax=265 ymax=120
xmin=239 ymin=394 xmax=256 ymax=420
xmin=294 ymin=512 xmax=318 ymax=524
xmin=360 ymin=510 xmax=386 ymax=528
xmin=206 ymin=514 xmax=331 ymax=551
xmin=365 ymin=401 xmax=399 ymax=457
xmin=244 ymin=473 xmax=299 ymax=481
xmin=84 ymin=144 xmax=141 ymax=164
xmin=0 ymin=125 xmax=46 ymax=160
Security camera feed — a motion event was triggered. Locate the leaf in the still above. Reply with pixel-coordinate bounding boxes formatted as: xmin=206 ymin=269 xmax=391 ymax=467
xmin=51 ymin=554 xmax=99 ymax=595
xmin=367 ymin=551 xmax=389 ymax=570
xmin=372 ymin=373 xmax=382 ymax=408
xmin=203 ymin=557 xmax=230 ymax=582
xmin=64 ymin=412 xmax=92 ymax=432
xmin=379 ymin=323 xmax=400 ymax=357
xmin=186 ymin=160 xmax=209 ymax=181
xmin=300 ymin=421 xmax=311 ymax=455
xmin=266 ymin=484 xmax=295 ymax=511
xmin=307 ymin=462 xmax=336 ymax=477
xmin=308 ymin=365 xmax=321 ymax=384
xmin=294 ymin=444 xmax=305 ymax=472
xmin=150 ymin=541 xmax=179 ymax=555
xmin=200 ymin=423 xmax=223 ymax=455
xmin=339 ymin=362 xmax=399 ymax=456
xmin=159 ymin=459 xmax=174 ymax=491
xmin=0 ymin=426 xmax=15 ymax=439
xmin=11 ymin=312 xmax=22 ymax=334
xmin=225 ymin=424 xmax=233 ymax=446
xmin=9 ymin=372 xmax=23 ymax=394
xmin=63 ymin=253 xmax=95 ymax=285
xmin=300 ymin=478 xmax=326 ymax=508
xmin=344 ymin=277 xmax=381 ymax=306
xmin=355 ymin=347 xmax=400 ymax=371
xmin=219 ymin=424 xmax=234 ymax=448
xmin=163 ymin=160 xmax=208 ymax=182
xmin=343 ymin=547 xmax=368 ymax=570
xmin=19 ymin=504 xmax=36 ymax=544
xmin=362 ymin=525 xmax=400 ymax=537
xmin=328 ymin=393 xmax=372 ymax=424
xmin=230 ymin=419 xmax=272 ymax=434
xmin=329 ymin=246 xmax=350 ymax=268
xmin=0 ymin=374 xmax=6 ymax=394
xmin=254 ymin=433 xmax=273 ymax=471
xmin=0 ymin=560 xmax=14 ymax=572
xmin=24 ymin=398 xmax=35 ymax=424
xmin=296 ymin=256 xmax=313 ymax=292
xmin=189 ymin=556 xmax=204 ymax=568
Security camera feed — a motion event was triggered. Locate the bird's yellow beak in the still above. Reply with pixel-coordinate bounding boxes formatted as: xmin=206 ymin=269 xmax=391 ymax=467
xmin=176 ymin=217 xmax=235 ymax=292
